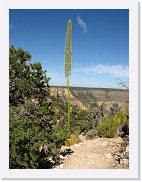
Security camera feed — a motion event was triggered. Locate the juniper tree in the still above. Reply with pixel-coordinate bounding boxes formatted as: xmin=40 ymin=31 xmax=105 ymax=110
xmin=64 ymin=20 xmax=72 ymax=134
xmin=9 ymin=46 xmax=68 ymax=169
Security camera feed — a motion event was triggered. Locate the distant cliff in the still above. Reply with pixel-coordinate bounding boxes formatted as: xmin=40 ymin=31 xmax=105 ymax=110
xmin=50 ymin=86 xmax=129 ymax=109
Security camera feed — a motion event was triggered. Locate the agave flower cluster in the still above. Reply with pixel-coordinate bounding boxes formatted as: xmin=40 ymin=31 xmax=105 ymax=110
xmin=64 ymin=20 xmax=72 ymax=81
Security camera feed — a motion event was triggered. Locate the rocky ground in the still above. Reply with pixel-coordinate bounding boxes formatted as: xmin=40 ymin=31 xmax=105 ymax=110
xmin=52 ymin=135 xmax=129 ymax=169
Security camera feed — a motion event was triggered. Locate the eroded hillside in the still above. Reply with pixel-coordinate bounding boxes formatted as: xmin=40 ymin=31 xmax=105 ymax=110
xmin=50 ymin=87 xmax=87 ymax=110
xmin=50 ymin=86 xmax=129 ymax=109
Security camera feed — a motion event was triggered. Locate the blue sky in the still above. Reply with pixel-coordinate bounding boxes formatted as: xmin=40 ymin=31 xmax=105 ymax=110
xmin=9 ymin=9 xmax=129 ymax=89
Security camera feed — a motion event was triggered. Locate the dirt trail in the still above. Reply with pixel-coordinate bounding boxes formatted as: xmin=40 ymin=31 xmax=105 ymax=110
xmin=57 ymin=136 xmax=125 ymax=169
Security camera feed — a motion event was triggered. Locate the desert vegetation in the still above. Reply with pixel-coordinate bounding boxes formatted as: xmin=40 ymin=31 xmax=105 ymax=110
xmin=9 ymin=46 xmax=129 ymax=169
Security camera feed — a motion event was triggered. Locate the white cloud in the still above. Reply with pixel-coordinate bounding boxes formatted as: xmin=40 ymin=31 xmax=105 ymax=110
xmin=77 ymin=16 xmax=87 ymax=33
xmin=74 ymin=64 xmax=129 ymax=78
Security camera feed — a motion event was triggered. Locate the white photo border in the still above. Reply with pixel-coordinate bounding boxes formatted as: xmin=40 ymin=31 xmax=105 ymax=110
xmin=0 ymin=0 xmax=139 ymax=179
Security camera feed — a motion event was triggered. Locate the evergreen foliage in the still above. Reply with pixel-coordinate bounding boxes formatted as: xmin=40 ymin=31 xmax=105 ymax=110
xmin=9 ymin=46 xmax=68 ymax=168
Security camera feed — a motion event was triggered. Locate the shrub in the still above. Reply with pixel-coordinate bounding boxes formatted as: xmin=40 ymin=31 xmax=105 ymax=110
xmin=98 ymin=118 xmax=117 ymax=138
xmin=98 ymin=108 xmax=129 ymax=138
xmin=86 ymin=129 xmax=98 ymax=139
xmin=110 ymin=103 xmax=120 ymax=116
xmin=9 ymin=46 xmax=68 ymax=169
xmin=90 ymin=102 xmax=98 ymax=108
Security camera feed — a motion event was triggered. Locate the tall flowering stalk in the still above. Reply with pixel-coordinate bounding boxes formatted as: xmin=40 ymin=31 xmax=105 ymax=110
xmin=64 ymin=20 xmax=72 ymax=134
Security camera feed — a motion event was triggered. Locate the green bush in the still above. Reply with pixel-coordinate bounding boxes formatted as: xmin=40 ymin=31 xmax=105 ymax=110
xmin=90 ymin=102 xmax=98 ymax=108
xmin=98 ymin=109 xmax=129 ymax=138
xmin=98 ymin=118 xmax=117 ymax=138
xmin=70 ymin=106 xmax=92 ymax=134
xmin=9 ymin=46 xmax=68 ymax=169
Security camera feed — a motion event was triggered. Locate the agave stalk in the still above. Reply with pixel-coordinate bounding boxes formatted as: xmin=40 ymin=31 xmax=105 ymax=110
xmin=64 ymin=20 xmax=72 ymax=134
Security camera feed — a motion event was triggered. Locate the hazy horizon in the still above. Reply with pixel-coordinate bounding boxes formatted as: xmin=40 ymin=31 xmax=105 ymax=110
xmin=50 ymin=85 xmax=128 ymax=90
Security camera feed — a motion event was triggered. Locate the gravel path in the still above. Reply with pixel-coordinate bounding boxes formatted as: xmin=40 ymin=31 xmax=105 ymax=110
xmin=57 ymin=137 xmax=124 ymax=169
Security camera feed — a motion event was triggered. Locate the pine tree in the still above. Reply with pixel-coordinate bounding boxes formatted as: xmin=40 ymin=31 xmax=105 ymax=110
xmin=64 ymin=20 xmax=72 ymax=134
